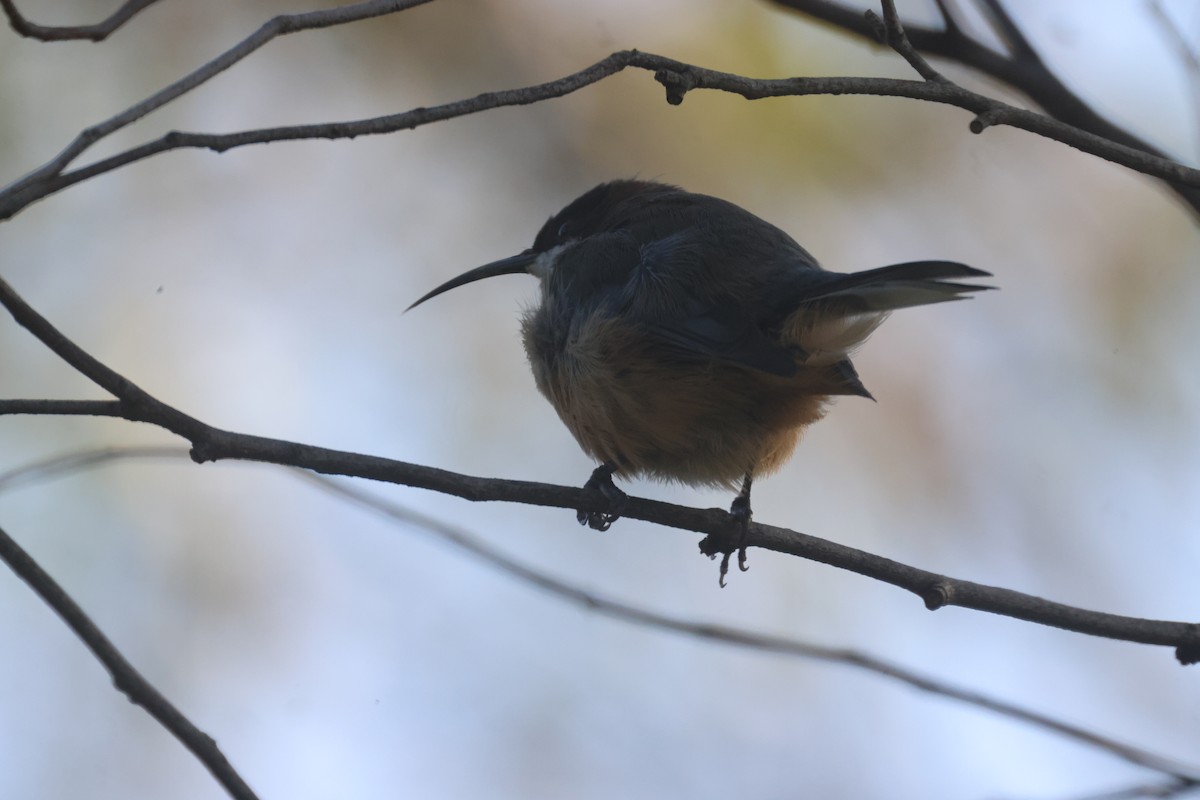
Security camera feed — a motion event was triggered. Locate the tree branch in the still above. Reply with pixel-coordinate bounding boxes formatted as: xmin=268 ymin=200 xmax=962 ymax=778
xmin=0 ymin=0 xmax=161 ymax=42
xmin=4 ymin=446 xmax=1198 ymax=785
xmin=2 ymin=274 xmax=1198 ymax=664
xmin=867 ymin=0 xmax=947 ymax=83
xmin=0 ymin=0 xmax=434 ymax=219
xmin=1065 ymin=777 xmax=1199 ymax=800
xmin=6 ymin=2 xmax=1197 ymax=796
xmin=300 ymin=472 xmax=1200 ymax=782
xmin=769 ymin=0 xmax=1200 ymax=214
xmin=0 ymin=520 xmax=260 ymax=800
xmin=0 ymin=399 xmax=124 ymax=417
xmin=4 ymin=8 xmax=1198 ymax=221
xmin=0 ymin=446 xmax=185 ymax=491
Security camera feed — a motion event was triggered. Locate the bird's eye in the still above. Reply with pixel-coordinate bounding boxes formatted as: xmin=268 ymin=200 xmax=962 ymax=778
xmin=557 ymin=222 xmax=570 ymax=240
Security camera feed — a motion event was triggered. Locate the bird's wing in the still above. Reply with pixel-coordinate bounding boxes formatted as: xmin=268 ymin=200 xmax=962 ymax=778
xmin=653 ymin=297 xmax=802 ymax=376
xmin=623 ymin=232 xmax=802 ymax=377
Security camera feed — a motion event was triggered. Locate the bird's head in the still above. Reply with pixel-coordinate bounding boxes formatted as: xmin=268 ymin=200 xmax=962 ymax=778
xmin=406 ymin=180 xmax=673 ymax=311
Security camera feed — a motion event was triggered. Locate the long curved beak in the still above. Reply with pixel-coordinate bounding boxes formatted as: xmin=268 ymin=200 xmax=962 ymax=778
xmin=406 ymin=250 xmax=537 ymax=311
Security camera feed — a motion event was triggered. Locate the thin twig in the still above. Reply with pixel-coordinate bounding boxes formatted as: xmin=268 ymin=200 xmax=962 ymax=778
xmin=977 ymin=0 xmax=1042 ymax=61
xmin=4 ymin=19 xmax=1199 ymax=219
xmin=931 ymin=0 xmax=962 ymax=38
xmin=769 ymin=0 xmax=1200 ymax=215
xmin=0 ymin=520 xmax=260 ymax=800
xmin=870 ymin=0 xmax=946 ymax=82
xmin=1148 ymin=0 xmax=1200 ymax=76
xmin=3 ymin=445 xmax=1198 ymax=784
xmin=0 ymin=446 xmax=186 ymax=491
xmin=0 ymin=399 xmax=124 ymax=417
xmin=1 ymin=0 xmax=433 ymax=215
xmin=305 ymin=473 xmax=1200 ymax=783
xmin=2 ymin=275 xmax=1199 ymax=662
xmin=0 ymin=0 xmax=161 ymax=42
xmin=1148 ymin=0 xmax=1200 ymax=160
xmin=1062 ymin=776 xmax=1197 ymax=800
xmin=2 ymin=0 xmax=1194 ymax=795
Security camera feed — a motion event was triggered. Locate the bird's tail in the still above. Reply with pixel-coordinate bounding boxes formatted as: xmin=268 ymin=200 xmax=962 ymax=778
xmin=797 ymin=261 xmax=993 ymax=313
xmin=781 ymin=261 xmax=993 ymax=373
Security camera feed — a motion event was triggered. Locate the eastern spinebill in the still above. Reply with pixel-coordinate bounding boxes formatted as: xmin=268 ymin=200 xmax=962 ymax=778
xmin=409 ymin=180 xmax=992 ymax=580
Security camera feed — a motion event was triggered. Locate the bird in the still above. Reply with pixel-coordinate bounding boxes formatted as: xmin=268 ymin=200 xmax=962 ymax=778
xmin=409 ymin=180 xmax=991 ymax=580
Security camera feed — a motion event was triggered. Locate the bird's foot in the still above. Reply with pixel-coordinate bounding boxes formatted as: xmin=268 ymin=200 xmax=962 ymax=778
xmin=699 ymin=497 xmax=752 ymax=588
xmin=576 ymin=464 xmax=627 ymax=531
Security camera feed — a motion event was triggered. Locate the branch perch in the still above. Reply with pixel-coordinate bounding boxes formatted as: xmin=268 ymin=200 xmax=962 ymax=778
xmin=7 ymin=446 xmax=1198 ymax=784
xmin=1 ymin=274 xmax=1197 ymax=664
xmin=5 ymin=2 xmax=1199 ymax=799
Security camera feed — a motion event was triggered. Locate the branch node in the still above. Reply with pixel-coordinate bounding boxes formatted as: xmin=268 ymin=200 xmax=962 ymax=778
xmin=654 ymin=68 xmax=695 ymax=106
xmin=970 ymin=109 xmax=1003 ymax=133
xmin=189 ymin=440 xmax=216 ymax=464
xmin=864 ymin=10 xmax=886 ymax=45
xmin=923 ymin=582 xmax=952 ymax=610
xmin=876 ymin=0 xmax=946 ymax=82
xmin=1177 ymin=627 xmax=1200 ymax=665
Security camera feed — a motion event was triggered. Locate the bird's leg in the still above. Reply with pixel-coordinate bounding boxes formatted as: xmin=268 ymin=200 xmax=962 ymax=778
xmin=576 ymin=462 xmax=627 ymax=531
xmin=726 ymin=473 xmax=754 ymax=581
xmin=699 ymin=471 xmax=754 ymax=587
xmin=730 ymin=473 xmax=753 ymax=527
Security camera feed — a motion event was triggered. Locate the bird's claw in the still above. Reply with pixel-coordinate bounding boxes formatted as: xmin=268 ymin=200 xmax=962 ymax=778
xmin=577 ymin=509 xmax=619 ymax=531
xmin=700 ymin=498 xmax=753 ymax=587
xmin=576 ymin=465 xmax=627 ymax=531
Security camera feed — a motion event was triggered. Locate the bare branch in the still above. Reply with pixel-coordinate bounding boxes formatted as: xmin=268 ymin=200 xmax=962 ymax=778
xmin=0 ymin=0 xmax=161 ymax=42
xmin=5 ymin=1 xmax=1198 ymax=794
xmin=1063 ymin=776 xmax=1199 ymax=800
xmin=0 ymin=399 xmax=124 ymax=417
xmin=976 ymin=0 xmax=1042 ymax=62
xmin=4 ymin=47 xmax=1198 ymax=222
xmin=0 ymin=275 xmax=210 ymax=439
xmin=1149 ymin=0 xmax=1200 ymax=160
xmin=5 ymin=445 xmax=1199 ymax=785
xmin=1149 ymin=0 xmax=1200 ymax=77
xmin=0 ymin=520 xmax=260 ymax=800
xmin=3 ymin=275 xmax=1199 ymax=663
xmin=308 ymin=473 xmax=1200 ymax=782
xmin=0 ymin=446 xmax=185 ymax=492
xmin=0 ymin=0 xmax=434 ymax=217
xmin=931 ymin=0 xmax=963 ymax=38
xmin=768 ymin=0 xmax=1200 ymax=214
xmin=868 ymin=0 xmax=947 ymax=82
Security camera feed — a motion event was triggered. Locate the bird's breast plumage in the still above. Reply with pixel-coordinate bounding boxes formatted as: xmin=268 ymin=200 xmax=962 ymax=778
xmin=520 ymin=273 xmax=832 ymax=488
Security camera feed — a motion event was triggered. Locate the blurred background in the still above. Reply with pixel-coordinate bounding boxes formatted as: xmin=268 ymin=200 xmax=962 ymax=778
xmin=2 ymin=0 xmax=1199 ymax=797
